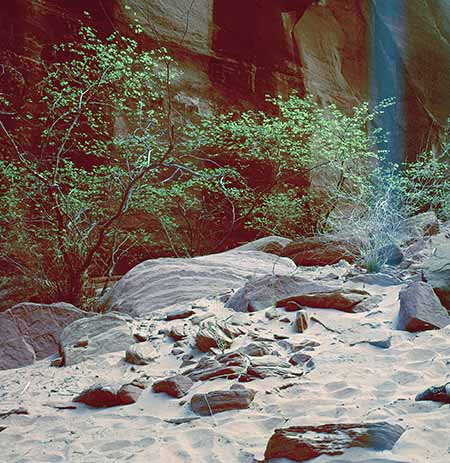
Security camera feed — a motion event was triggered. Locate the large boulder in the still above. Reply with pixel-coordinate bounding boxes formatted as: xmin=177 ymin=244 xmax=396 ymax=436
xmin=0 ymin=302 xmax=88 ymax=370
xmin=60 ymin=313 xmax=135 ymax=366
xmin=281 ymin=236 xmax=359 ymax=266
xmin=397 ymin=282 xmax=450 ymax=332
xmin=106 ymin=250 xmax=296 ymax=317
xmin=421 ymin=241 xmax=450 ymax=310
xmin=264 ymin=422 xmax=405 ymax=462
xmin=225 ymin=274 xmax=338 ymax=312
xmin=232 ymin=236 xmax=291 ymax=253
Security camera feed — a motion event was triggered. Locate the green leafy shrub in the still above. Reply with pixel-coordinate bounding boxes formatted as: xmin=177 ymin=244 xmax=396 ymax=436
xmin=186 ymin=94 xmax=389 ymax=239
xmin=0 ymin=25 xmax=187 ymax=306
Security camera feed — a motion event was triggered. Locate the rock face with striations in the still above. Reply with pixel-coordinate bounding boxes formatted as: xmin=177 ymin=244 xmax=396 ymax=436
xmin=106 ymin=250 xmax=296 ymax=317
xmin=60 ymin=313 xmax=135 ymax=366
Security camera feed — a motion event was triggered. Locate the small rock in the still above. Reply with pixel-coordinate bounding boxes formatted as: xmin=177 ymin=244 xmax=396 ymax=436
xmin=153 ymin=375 xmax=194 ymax=398
xmin=165 ymin=307 xmax=195 ymax=321
xmin=347 ymin=273 xmax=402 ymax=287
xmin=279 ymin=339 xmax=320 ymax=352
xmin=171 ymin=348 xmax=185 ymax=356
xmin=164 ymin=416 xmax=201 ymax=425
xmin=295 ymin=310 xmax=309 ymax=333
xmin=265 ymin=308 xmax=280 ymax=320
xmin=273 ymin=333 xmax=290 ymax=340
xmin=415 ymin=382 xmax=450 ymax=403
xmin=196 ymin=321 xmax=238 ymax=353
xmin=134 ymin=333 xmax=149 ymax=342
xmin=377 ymin=243 xmax=403 ymax=266
xmin=44 ymin=402 xmax=77 ymax=410
xmin=73 ymin=382 xmax=144 ymax=408
xmin=368 ymin=336 xmax=392 ymax=349
xmin=50 ymin=357 xmax=64 ymax=367
xmin=125 ymin=343 xmax=159 ymax=365
xmin=190 ymin=387 xmax=256 ymax=415
xmin=226 ymin=275 xmax=337 ymax=312
xmin=190 ymin=313 xmax=215 ymax=326
xmin=0 ymin=407 xmax=29 ymax=418
xmin=117 ymin=382 xmax=144 ymax=404
xmin=168 ymin=324 xmax=192 ymax=341
xmin=240 ymin=342 xmax=271 ymax=357
xmin=289 ymin=353 xmax=313 ymax=367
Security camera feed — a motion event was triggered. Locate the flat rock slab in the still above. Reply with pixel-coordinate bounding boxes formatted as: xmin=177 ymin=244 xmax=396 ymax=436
xmin=73 ymin=381 xmax=144 ymax=408
xmin=0 ymin=302 xmax=88 ymax=370
xmin=60 ymin=313 xmax=135 ymax=366
xmin=190 ymin=386 xmax=256 ymax=415
xmin=106 ymin=250 xmax=296 ymax=317
xmin=347 ymin=273 xmax=403 ymax=287
xmin=277 ymin=289 xmax=370 ymax=313
xmin=226 ymin=275 xmax=338 ymax=312
xmin=264 ymin=422 xmax=405 ymax=462
xmin=397 ymin=281 xmax=450 ymax=332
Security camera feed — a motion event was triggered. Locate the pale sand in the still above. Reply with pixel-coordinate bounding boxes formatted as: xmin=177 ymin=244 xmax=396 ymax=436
xmin=1 ymin=275 xmax=449 ymax=463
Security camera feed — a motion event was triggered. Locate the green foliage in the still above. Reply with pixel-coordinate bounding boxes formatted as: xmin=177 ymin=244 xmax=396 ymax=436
xmin=1 ymin=21 xmax=448 ymax=304
xmin=327 ymin=127 xmax=450 ymax=272
xmin=186 ymin=94 xmax=388 ymax=238
xmin=0 ymin=25 xmax=177 ymax=305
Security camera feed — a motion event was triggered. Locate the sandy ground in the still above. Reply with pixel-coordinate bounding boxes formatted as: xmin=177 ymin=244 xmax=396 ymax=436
xmin=1 ymin=273 xmax=449 ymax=463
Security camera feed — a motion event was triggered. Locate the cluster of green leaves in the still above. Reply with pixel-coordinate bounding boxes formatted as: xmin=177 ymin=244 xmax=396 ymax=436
xmin=185 ymin=94 xmax=388 ymax=238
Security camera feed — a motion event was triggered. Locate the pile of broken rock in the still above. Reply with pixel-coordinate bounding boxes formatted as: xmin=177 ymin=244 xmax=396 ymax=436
xmin=1 ymin=212 xmax=449 ymax=462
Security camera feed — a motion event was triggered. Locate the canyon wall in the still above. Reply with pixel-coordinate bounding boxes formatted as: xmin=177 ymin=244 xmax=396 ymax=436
xmin=1 ymin=0 xmax=449 ymax=159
